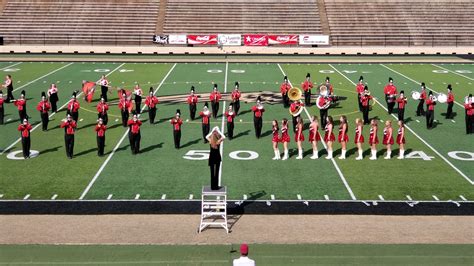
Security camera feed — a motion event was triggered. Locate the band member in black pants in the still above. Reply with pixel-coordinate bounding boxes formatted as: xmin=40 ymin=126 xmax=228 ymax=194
xmin=446 ymin=84 xmax=454 ymax=119
xmin=356 ymin=76 xmax=365 ymax=112
xmin=318 ymin=96 xmax=331 ymax=129
xmin=210 ymin=84 xmax=221 ymax=119
xmin=13 ymin=90 xmax=27 ymax=122
xmin=118 ymin=91 xmax=131 ymax=127
xmin=225 ymin=104 xmax=236 ymax=140
xmin=97 ymin=97 xmax=109 ymax=125
xmin=0 ymin=91 xmax=4 ymax=125
xmin=18 ymin=118 xmax=32 ymax=159
xmin=95 ymin=118 xmax=107 ymax=157
xmin=207 ymin=129 xmax=224 ymax=190
xmin=200 ymin=103 xmax=211 ymax=143
xmin=60 ymin=114 xmax=77 ymax=159
xmin=251 ymin=97 xmax=265 ymax=138
xmin=416 ymin=83 xmax=426 ymax=117
xmin=47 ymin=83 xmax=59 ymax=113
xmin=99 ymin=75 xmax=109 ymax=102
xmin=67 ymin=92 xmax=80 ymax=123
xmin=360 ymin=86 xmax=372 ymax=125
xmin=187 ymin=86 xmax=198 ymax=120
xmin=231 ymin=82 xmax=241 ymax=115
xmin=396 ymin=91 xmax=407 ymax=122
xmin=127 ymin=113 xmax=142 ymax=155
xmin=426 ymin=91 xmax=436 ymax=129
xmin=145 ymin=87 xmax=159 ymax=124
xmin=2 ymin=75 xmax=14 ymax=103
xmin=280 ymin=76 xmax=291 ymax=108
xmin=36 ymin=92 xmax=51 ymax=131
xmin=465 ymin=94 xmax=473 ymax=134
xmin=133 ymin=85 xmax=143 ymax=114
xmin=171 ymin=109 xmax=183 ymax=149
xmin=384 ymin=77 xmax=397 ymax=114
xmin=301 ymin=73 xmax=313 ymax=106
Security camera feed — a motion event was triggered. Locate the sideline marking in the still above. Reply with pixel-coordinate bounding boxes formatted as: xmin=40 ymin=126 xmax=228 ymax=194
xmin=218 ymin=62 xmax=228 ymax=187
xmin=277 ymin=63 xmax=357 ymax=200
xmin=12 ymin=63 xmax=74 ymax=93
xmin=432 ymin=63 xmax=474 ymax=82
xmin=378 ymin=195 xmax=385 ymax=201
xmin=0 ymin=194 xmax=3 ymax=198
xmin=330 ymin=64 xmax=474 ymax=185
xmin=79 ymin=63 xmax=177 ymax=200
xmin=324 ymin=195 xmax=329 ymax=200
xmin=406 ymin=195 xmax=413 ymax=201
xmin=189 ymin=194 xmax=193 ymax=200
xmin=51 ymin=194 xmax=58 ymax=200
xmin=297 ymin=194 xmax=302 ymax=200
xmin=460 ymin=195 xmax=467 ymax=201
xmin=0 ymin=62 xmax=22 ymax=71
xmin=161 ymin=194 xmax=166 ymax=200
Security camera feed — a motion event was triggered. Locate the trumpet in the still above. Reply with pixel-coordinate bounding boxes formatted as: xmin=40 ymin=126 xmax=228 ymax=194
xmin=288 ymin=87 xmax=305 ymax=117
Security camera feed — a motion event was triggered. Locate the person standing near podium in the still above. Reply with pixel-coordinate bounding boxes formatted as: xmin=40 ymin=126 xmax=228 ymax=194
xmin=207 ymin=128 xmax=225 ymax=190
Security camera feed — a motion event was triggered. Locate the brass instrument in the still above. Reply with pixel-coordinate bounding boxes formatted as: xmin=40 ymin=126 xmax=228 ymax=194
xmin=288 ymin=87 xmax=305 ymax=117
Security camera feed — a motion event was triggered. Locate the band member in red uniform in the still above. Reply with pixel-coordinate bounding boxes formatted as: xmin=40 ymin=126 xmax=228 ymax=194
xmin=145 ymin=87 xmax=159 ymax=124
xmin=187 ymin=86 xmax=198 ymax=120
xmin=280 ymin=76 xmax=291 ymax=108
xmin=118 ymin=91 xmax=131 ymax=127
xmin=338 ymin=115 xmax=349 ymax=159
xmin=465 ymin=94 xmax=473 ymax=134
xmin=416 ymin=82 xmax=426 ymax=116
xmin=360 ymin=86 xmax=372 ymax=125
xmin=210 ymin=84 xmax=221 ymax=119
xmin=133 ymin=84 xmax=143 ymax=114
xmin=324 ymin=116 xmax=335 ymax=159
xmin=318 ymin=96 xmax=331 ymax=129
xmin=309 ymin=115 xmax=321 ymax=159
xmin=324 ymin=77 xmax=334 ymax=95
xmin=127 ymin=113 xmax=142 ymax=155
xmin=48 ymin=83 xmax=59 ymax=113
xmin=426 ymin=91 xmax=436 ymax=129
xmin=396 ymin=90 xmax=408 ymax=122
xmin=0 ymin=91 xmax=4 ymax=124
xmin=18 ymin=118 xmax=32 ymax=159
xmin=171 ymin=109 xmax=183 ymax=149
xmin=60 ymin=114 xmax=77 ymax=159
xmin=446 ymin=84 xmax=455 ymax=119
xmin=231 ymin=82 xmax=241 ymax=115
xmin=99 ymin=75 xmax=109 ymax=102
xmin=95 ymin=118 xmax=107 ymax=157
xmin=200 ymin=103 xmax=212 ymax=143
xmin=96 ymin=97 xmax=109 ymax=125
xmin=383 ymin=120 xmax=394 ymax=159
xmin=225 ymin=104 xmax=236 ymax=140
xmin=295 ymin=117 xmax=304 ymax=159
xmin=384 ymin=77 xmax=398 ymax=114
xmin=290 ymin=100 xmax=304 ymax=132
xmin=36 ymin=92 xmax=50 ymax=131
xmin=251 ymin=96 xmax=265 ymax=138
xmin=396 ymin=120 xmax=406 ymax=159
xmin=67 ymin=92 xmax=80 ymax=123
xmin=301 ymin=73 xmax=313 ymax=106
xmin=271 ymin=120 xmax=280 ymax=160
xmin=369 ymin=119 xmax=379 ymax=160
xmin=13 ymin=90 xmax=27 ymax=122
xmin=280 ymin=118 xmax=290 ymax=160
xmin=356 ymin=76 xmax=365 ymax=112
xmin=2 ymin=75 xmax=14 ymax=102
xmin=354 ymin=118 xmax=364 ymax=160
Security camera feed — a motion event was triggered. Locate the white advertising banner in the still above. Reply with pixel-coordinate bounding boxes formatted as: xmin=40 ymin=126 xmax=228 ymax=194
xmin=217 ymin=34 xmax=241 ymax=46
xmin=168 ymin=34 xmax=187 ymax=45
xmin=299 ymin=35 xmax=330 ymax=45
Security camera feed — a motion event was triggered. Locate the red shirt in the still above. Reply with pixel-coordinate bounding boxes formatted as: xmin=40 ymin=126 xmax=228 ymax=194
xmin=356 ymin=83 xmax=365 ymax=94
xmin=318 ymin=96 xmax=331 ymax=108
xmin=60 ymin=120 xmax=77 ymax=135
xmin=171 ymin=118 xmax=183 ymax=131
xmin=97 ymin=102 xmax=109 ymax=114
xmin=187 ymin=95 xmax=198 ymax=105
xmin=225 ymin=111 xmax=235 ymax=123
xmin=67 ymin=100 xmax=80 ymax=112
xmin=301 ymin=80 xmax=313 ymax=92
xmin=360 ymin=95 xmax=372 ymax=107
xmin=231 ymin=90 xmax=241 ymax=101
xmin=95 ymin=124 xmax=107 ymax=137
xmin=127 ymin=119 xmax=142 ymax=134
xmin=18 ymin=123 xmax=32 ymax=138
xmin=0 ymin=97 xmax=3 ymax=108
xmin=290 ymin=101 xmax=304 ymax=112
xmin=465 ymin=103 xmax=474 ymax=116
xmin=325 ymin=83 xmax=334 ymax=95
xmin=210 ymin=91 xmax=221 ymax=102
xmin=420 ymin=90 xmax=426 ymax=100
xmin=384 ymin=84 xmax=397 ymax=95
xmin=426 ymin=99 xmax=436 ymax=111
xmin=36 ymin=100 xmax=51 ymax=113
xmin=14 ymin=99 xmax=26 ymax=111
xmin=396 ymin=97 xmax=407 ymax=109
xmin=251 ymin=106 xmax=265 ymax=117
xmin=145 ymin=96 xmax=159 ymax=108
xmin=118 ymin=99 xmax=131 ymax=111
xmin=280 ymin=83 xmax=291 ymax=94
xmin=199 ymin=111 xmax=211 ymax=124
xmin=447 ymin=92 xmax=454 ymax=103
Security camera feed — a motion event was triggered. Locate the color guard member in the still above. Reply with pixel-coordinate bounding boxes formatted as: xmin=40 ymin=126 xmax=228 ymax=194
xmin=383 ymin=120 xmax=394 ymax=159
xmin=416 ymin=82 xmax=426 ymax=116
xmin=356 ymin=76 xmax=365 ymax=112
xmin=95 ymin=118 xmax=107 ymax=157
xmin=232 ymin=82 xmax=241 ymax=115
xmin=187 ymin=86 xmax=198 ymax=120
xmin=426 ymin=91 xmax=436 ymax=129
xmin=324 ymin=116 xmax=335 ymax=159
xmin=309 ymin=115 xmax=321 ymax=159
xmin=118 ymin=91 xmax=131 ymax=127
xmin=360 ymin=86 xmax=372 ymax=125
xmin=290 ymin=100 xmax=304 ymax=132
xmin=60 ymin=114 xmax=76 ymax=159
xmin=295 ymin=116 xmax=304 ymax=159
xmin=13 ymin=90 xmax=27 ymax=122
xmin=145 ymin=87 xmax=159 ymax=124
xmin=171 ymin=109 xmax=183 ymax=149
xmin=280 ymin=118 xmax=290 ymax=160
xmin=354 ymin=118 xmax=364 ymax=160
xmin=0 ymin=91 xmax=4 ymax=124
xmin=369 ymin=119 xmax=379 ymax=160
xmin=280 ymin=76 xmax=291 ymax=108
xmin=200 ymin=103 xmax=211 ymax=143
xmin=338 ymin=115 xmax=349 ymax=159
xmin=36 ymin=92 xmax=50 ymax=131
xmin=96 ymin=97 xmax=109 ymax=125
xmin=99 ymin=75 xmax=109 ymax=102
xmin=396 ymin=120 xmax=406 ymax=159
xmin=133 ymin=84 xmax=143 ymax=114
xmin=225 ymin=104 xmax=236 ymax=140
xmin=210 ymin=84 xmax=221 ymax=119
xmin=207 ymin=129 xmax=224 ymax=190
xmin=48 ymin=83 xmax=59 ymax=113
xmin=18 ymin=118 xmax=32 ymax=159
xmin=67 ymin=92 xmax=80 ymax=123
xmin=2 ymin=75 xmax=14 ymax=102
xmin=446 ymin=84 xmax=454 ymax=119
xmin=251 ymin=96 xmax=265 ymax=138
xmin=127 ymin=113 xmax=142 ymax=155
xmin=465 ymin=94 xmax=473 ymax=134
xmin=396 ymin=90 xmax=407 ymax=122
xmin=271 ymin=120 xmax=280 ymax=160
xmin=384 ymin=77 xmax=398 ymax=114
xmin=301 ymin=73 xmax=313 ymax=106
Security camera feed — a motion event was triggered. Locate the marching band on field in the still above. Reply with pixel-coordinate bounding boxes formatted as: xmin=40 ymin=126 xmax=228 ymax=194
xmin=1 ymin=72 xmax=473 ymax=161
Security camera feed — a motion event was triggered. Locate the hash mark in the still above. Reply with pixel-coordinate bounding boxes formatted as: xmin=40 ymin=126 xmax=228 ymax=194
xmin=432 ymin=195 xmax=439 ymax=201
xmin=51 ymin=194 xmax=58 ymax=200
xmin=107 ymin=194 xmax=113 ymax=200
xmin=24 ymin=194 xmax=30 ymax=200
xmin=270 ymin=194 xmax=275 ymax=200
xmin=135 ymin=194 xmax=140 ymax=200
xmin=451 ymin=120 xmax=456 ymax=123
xmin=7 ymin=118 xmax=11 ymax=122
xmin=243 ymin=194 xmax=247 ymax=200
xmin=189 ymin=194 xmax=193 ymax=200
xmin=378 ymin=195 xmax=385 ymax=201
xmin=416 ymin=120 xmax=420 ymax=123
xmin=459 ymin=195 xmax=467 ymax=201
xmin=406 ymin=195 xmax=413 ymax=201
xmin=79 ymin=119 xmax=83 ymax=122
xmin=297 ymin=194 xmax=302 ymax=200
xmin=161 ymin=194 xmax=166 ymax=200
xmin=115 ymin=119 xmax=119 ymax=122
xmin=324 ymin=195 xmax=329 ymax=200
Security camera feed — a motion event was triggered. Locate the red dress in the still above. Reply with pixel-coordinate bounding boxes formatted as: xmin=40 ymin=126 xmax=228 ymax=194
xmin=294 ymin=125 xmax=304 ymax=142
xmin=338 ymin=125 xmax=349 ymax=143
xmin=396 ymin=127 xmax=405 ymax=144
xmin=369 ymin=127 xmax=379 ymax=145
xmin=324 ymin=123 xmax=335 ymax=142
xmin=308 ymin=124 xmax=321 ymax=142
xmin=354 ymin=126 xmax=364 ymax=144
xmin=280 ymin=125 xmax=290 ymax=143
xmin=383 ymin=127 xmax=394 ymax=145
xmin=272 ymin=126 xmax=279 ymax=142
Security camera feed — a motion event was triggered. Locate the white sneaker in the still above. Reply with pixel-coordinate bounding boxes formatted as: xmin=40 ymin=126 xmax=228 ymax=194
xmin=296 ymin=150 xmax=303 ymax=159
xmin=310 ymin=151 xmax=318 ymax=159
xmin=369 ymin=156 xmax=376 ymax=160
xmin=326 ymin=151 xmax=333 ymax=159
xmin=397 ymin=155 xmax=404 ymax=160
xmin=384 ymin=155 xmax=390 ymax=159
xmin=356 ymin=156 xmax=362 ymax=160
xmin=282 ymin=150 xmax=288 ymax=160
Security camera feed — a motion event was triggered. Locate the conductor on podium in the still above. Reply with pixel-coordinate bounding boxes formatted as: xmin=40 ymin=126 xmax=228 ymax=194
xmin=207 ymin=127 xmax=225 ymax=190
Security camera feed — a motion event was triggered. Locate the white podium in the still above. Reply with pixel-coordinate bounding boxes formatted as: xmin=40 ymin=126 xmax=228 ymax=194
xmin=199 ymin=186 xmax=229 ymax=233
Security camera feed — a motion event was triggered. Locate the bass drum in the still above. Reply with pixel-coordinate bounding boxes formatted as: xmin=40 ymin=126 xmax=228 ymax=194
xmin=316 ymin=96 xmax=330 ymax=109
xmin=437 ymin=93 xmax=448 ymax=103
xmin=411 ymin=91 xmax=421 ymax=100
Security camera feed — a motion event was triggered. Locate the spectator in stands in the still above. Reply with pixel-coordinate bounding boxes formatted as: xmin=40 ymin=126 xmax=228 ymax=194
xmin=233 ymin=243 xmax=255 ymax=266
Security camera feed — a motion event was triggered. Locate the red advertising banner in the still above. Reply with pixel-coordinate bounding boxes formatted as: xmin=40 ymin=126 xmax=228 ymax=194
xmin=243 ymin=34 xmax=268 ymax=46
xmin=187 ymin=35 xmax=218 ymax=45
xmin=268 ymin=35 xmax=298 ymax=45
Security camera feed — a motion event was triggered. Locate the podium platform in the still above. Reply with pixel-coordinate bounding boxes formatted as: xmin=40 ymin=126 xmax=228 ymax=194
xmin=199 ymin=186 xmax=228 ymax=233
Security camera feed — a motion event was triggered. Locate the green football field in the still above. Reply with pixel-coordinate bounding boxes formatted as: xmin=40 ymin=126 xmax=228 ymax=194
xmin=0 ymin=60 xmax=473 ymax=201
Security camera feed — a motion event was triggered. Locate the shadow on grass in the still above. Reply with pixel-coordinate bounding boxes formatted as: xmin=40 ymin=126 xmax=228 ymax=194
xmin=39 ymin=145 xmax=61 ymax=155
xmin=140 ymin=142 xmax=164 ymax=154
xmin=181 ymin=138 xmax=201 ymax=149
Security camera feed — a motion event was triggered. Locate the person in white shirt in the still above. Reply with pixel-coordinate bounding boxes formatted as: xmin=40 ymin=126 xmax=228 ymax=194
xmin=233 ymin=244 xmax=255 ymax=266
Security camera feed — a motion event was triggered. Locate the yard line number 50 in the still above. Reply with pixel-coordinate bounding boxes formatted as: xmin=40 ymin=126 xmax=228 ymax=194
xmin=183 ymin=150 xmax=259 ymax=160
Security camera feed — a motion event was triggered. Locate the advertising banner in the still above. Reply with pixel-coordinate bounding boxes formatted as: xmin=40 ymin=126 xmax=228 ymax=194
xmin=299 ymin=35 xmax=330 ymax=45
xmin=168 ymin=34 xmax=187 ymax=45
xmin=268 ymin=35 xmax=298 ymax=45
xmin=217 ymin=34 xmax=241 ymax=46
xmin=243 ymin=34 xmax=268 ymax=46
xmin=187 ymin=34 xmax=218 ymax=45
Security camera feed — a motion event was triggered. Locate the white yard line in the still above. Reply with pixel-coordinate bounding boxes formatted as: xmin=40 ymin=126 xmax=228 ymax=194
xmin=277 ymin=63 xmax=357 ymax=200
xmin=0 ymin=62 xmax=22 ymax=71
xmin=329 ymin=64 xmax=474 ymax=185
xmin=218 ymin=62 xmax=228 ymax=187
xmin=12 ymin=62 xmax=74 ymax=92
xmin=78 ymin=63 xmax=177 ymax=200
xmin=380 ymin=64 xmax=464 ymax=108
xmin=431 ymin=63 xmax=474 ymax=82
